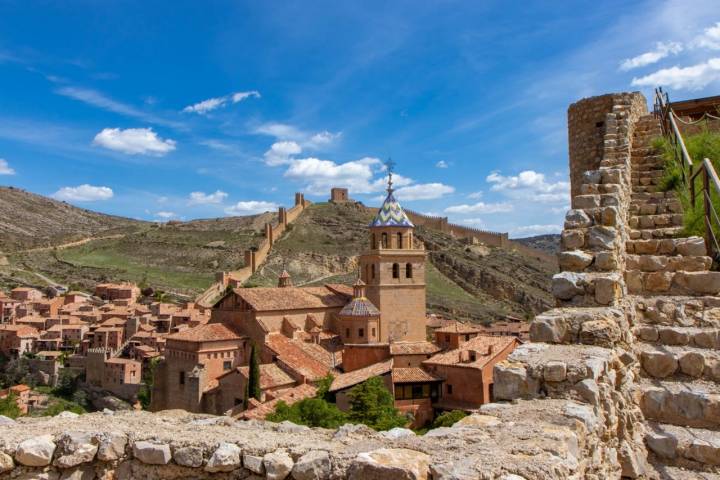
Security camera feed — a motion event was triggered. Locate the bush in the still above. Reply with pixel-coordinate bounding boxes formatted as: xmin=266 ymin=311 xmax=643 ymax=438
xmin=0 ymin=392 xmax=21 ymax=419
xmin=266 ymin=398 xmax=346 ymax=428
xmin=431 ymin=410 xmax=467 ymax=429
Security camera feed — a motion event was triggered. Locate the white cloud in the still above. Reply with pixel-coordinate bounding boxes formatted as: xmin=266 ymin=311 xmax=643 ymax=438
xmin=183 ymin=90 xmax=260 ymax=114
xmin=254 ymin=123 xmax=340 ymax=150
xmin=224 ymin=200 xmax=279 ymax=215
xmin=254 ymin=122 xmax=304 ymax=139
xmin=188 ymin=190 xmax=228 ymax=205
xmin=631 ymin=58 xmax=720 ymax=90
xmin=467 ymin=191 xmax=483 ymax=199
xmin=231 ymin=90 xmax=261 ymax=103
xmin=0 ymin=159 xmax=15 ymax=175
xmin=444 ymin=201 xmax=513 ymax=214
xmin=155 ymin=211 xmax=177 ymax=219
xmin=620 ymin=41 xmax=683 ymax=71
xmin=512 ymin=224 xmax=563 ymax=236
xmin=393 ymin=183 xmax=455 ymax=201
xmin=692 ymin=22 xmax=720 ymax=50
xmin=264 ymin=141 xmax=302 ymax=166
xmin=53 ymin=184 xmax=113 ymax=202
xmin=486 ymin=170 xmax=569 ymax=203
xmin=457 ymin=218 xmax=486 ymax=227
xmin=93 ymin=128 xmax=176 ymax=156
xmin=436 ymin=160 xmax=449 ymax=168
xmin=306 ymin=131 xmax=342 ymax=149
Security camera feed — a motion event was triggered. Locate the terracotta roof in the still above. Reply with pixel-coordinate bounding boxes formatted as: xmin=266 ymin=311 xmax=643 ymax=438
xmin=10 ymin=384 xmax=30 ymax=392
xmin=370 ymin=191 xmax=414 ymax=228
xmin=434 ymin=321 xmax=483 ymax=334
xmin=105 ymin=358 xmax=140 ymax=365
xmin=426 ymin=315 xmax=454 ymax=329
xmin=392 ymin=367 xmax=443 ymax=384
xmin=423 ymin=335 xmax=518 ymax=368
xmin=235 ymin=363 xmax=295 ymax=390
xmin=0 ymin=325 xmax=39 ymax=337
xmin=265 ymin=334 xmax=334 ymax=381
xmin=389 ymin=341 xmax=441 ymax=355
xmin=339 ymin=297 xmax=380 ymax=317
xmin=166 ymin=322 xmax=245 ymax=342
xmin=324 ymin=284 xmax=354 ymax=297
xmin=232 ymin=286 xmax=348 ymax=312
xmin=329 ymin=359 xmax=393 ymax=392
xmin=238 ymin=383 xmax=317 ymax=420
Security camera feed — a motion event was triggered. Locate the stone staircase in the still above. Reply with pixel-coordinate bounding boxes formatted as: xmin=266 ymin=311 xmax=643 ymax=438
xmin=629 ymin=116 xmax=720 ymax=475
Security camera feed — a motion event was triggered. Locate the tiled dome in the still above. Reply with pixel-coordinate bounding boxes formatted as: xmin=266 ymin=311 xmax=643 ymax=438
xmin=369 ymin=192 xmax=414 ymax=228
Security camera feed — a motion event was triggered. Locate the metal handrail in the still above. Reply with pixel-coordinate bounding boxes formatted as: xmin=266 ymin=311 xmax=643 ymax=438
xmin=655 ymin=86 xmax=720 ymax=259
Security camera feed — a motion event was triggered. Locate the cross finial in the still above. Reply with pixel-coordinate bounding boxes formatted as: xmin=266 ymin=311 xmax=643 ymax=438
xmin=385 ymin=158 xmax=396 ymax=194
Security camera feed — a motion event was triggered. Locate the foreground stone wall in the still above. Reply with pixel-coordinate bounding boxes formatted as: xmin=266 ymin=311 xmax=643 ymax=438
xmin=0 ymin=405 xmax=620 ymax=480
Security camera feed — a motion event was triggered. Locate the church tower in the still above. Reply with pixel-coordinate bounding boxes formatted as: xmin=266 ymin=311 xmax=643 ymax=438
xmin=359 ymin=165 xmax=427 ymax=343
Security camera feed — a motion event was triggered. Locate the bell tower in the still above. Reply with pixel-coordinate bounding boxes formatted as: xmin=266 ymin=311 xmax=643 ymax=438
xmin=359 ymin=161 xmax=426 ymax=343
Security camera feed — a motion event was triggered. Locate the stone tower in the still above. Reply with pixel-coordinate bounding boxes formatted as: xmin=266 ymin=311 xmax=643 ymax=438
xmin=359 ymin=170 xmax=426 ymax=342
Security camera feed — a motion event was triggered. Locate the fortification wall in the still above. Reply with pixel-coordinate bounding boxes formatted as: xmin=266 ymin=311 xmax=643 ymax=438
xmin=404 ymin=209 xmax=509 ymax=248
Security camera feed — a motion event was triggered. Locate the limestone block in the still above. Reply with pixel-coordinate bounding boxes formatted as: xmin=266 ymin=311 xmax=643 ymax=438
xmin=565 ymin=209 xmax=593 ymax=229
xmin=658 ymin=327 xmax=689 ymax=345
xmin=173 ymin=445 xmax=205 ymax=468
xmin=673 ymin=272 xmax=720 ymax=295
xmin=349 ymin=448 xmax=430 ymax=480
xmin=601 ymin=206 xmax=619 ymax=226
xmin=574 ymin=379 xmax=600 ymax=405
xmin=562 ymin=230 xmax=585 ymax=250
xmin=453 ymin=414 xmax=501 ymax=428
xmin=583 ymin=170 xmax=602 ymax=184
xmin=574 ymin=195 xmax=600 ymax=209
xmin=641 ymin=350 xmax=677 ymax=378
xmin=579 ymin=318 xmax=621 ymax=346
xmin=264 ymin=449 xmax=294 ymax=480
xmin=594 ymin=274 xmax=622 ymax=305
xmin=645 ymin=431 xmax=677 ymax=459
xmin=678 ymin=351 xmax=705 ymax=378
xmin=59 ymin=465 xmax=95 ymax=480
xmin=552 ymin=272 xmax=585 ymax=300
xmin=676 ymin=237 xmax=706 ymax=256
xmin=619 ymin=440 xmax=647 ymax=479
xmin=54 ymin=432 xmax=99 ymax=468
xmin=493 ymin=364 xmax=540 ymax=400
xmin=594 ymin=251 xmax=618 ymax=270
xmin=0 ymin=452 xmax=13 ymax=473
xmin=243 ymin=453 xmax=265 ymax=475
xmin=15 ymin=435 xmax=56 ymax=467
xmin=381 ymin=428 xmax=415 ymax=439
xmin=530 ymin=312 xmax=568 ymax=343
xmin=0 ymin=415 xmax=15 ymax=426
xmin=558 ymin=250 xmax=593 ymax=271
xmin=645 ymin=272 xmax=673 ymax=292
xmin=96 ymin=432 xmax=127 ymax=462
xmin=544 ymin=361 xmax=567 ymax=382
xmin=588 ymin=226 xmax=617 ymax=250
xmin=635 ymin=326 xmax=658 ymax=342
xmin=132 ymin=441 xmax=171 ymax=465
xmin=693 ymin=330 xmax=719 ymax=349
xmin=205 ymin=442 xmax=242 ymax=473
xmin=292 ymin=450 xmax=331 ymax=480
xmin=686 ymin=439 xmax=720 ymax=466
xmin=600 ymin=193 xmax=621 ymax=207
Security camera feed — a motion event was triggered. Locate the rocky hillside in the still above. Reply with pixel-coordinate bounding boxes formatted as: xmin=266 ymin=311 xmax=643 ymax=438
xmin=249 ymin=202 xmax=556 ymax=322
xmin=0 ymin=187 xmax=143 ymax=252
xmin=513 ymin=234 xmax=561 ymax=255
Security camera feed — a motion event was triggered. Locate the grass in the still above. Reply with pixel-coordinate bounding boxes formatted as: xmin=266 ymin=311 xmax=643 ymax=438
xmin=656 ymin=129 xmax=720 ymax=239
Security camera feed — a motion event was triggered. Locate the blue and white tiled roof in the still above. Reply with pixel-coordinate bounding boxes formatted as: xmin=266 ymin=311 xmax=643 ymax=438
xmin=369 ymin=192 xmax=414 ymax=228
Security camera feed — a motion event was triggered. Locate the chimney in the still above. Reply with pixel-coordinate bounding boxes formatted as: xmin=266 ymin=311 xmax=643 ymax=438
xmin=278 ymin=270 xmax=292 ymax=288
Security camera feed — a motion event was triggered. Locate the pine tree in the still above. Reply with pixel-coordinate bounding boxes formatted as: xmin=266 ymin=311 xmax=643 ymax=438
xmin=347 ymin=377 xmax=407 ymax=430
xmin=247 ymin=342 xmax=261 ymax=402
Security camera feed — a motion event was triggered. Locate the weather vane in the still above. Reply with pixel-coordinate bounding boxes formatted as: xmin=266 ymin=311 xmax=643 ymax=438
xmin=385 ymin=158 xmax=396 ymax=194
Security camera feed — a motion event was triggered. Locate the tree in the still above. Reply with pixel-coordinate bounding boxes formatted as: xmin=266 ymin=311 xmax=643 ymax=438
xmin=266 ymin=398 xmax=346 ymax=428
xmin=0 ymin=392 xmax=21 ymax=419
xmin=247 ymin=343 xmax=261 ymax=402
xmin=431 ymin=410 xmax=467 ymax=429
xmin=347 ymin=377 xmax=407 ymax=431
xmin=315 ymin=373 xmax=335 ymax=402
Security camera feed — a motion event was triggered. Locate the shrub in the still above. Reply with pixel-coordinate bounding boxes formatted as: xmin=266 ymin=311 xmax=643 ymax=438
xmin=266 ymin=398 xmax=346 ymax=428
xmin=0 ymin=392 xmax=21 ymax=419
xmin=347 ymin=377 xmax=407 ymax=431
xmin=431 ymin=410 xmax=467 ymax=429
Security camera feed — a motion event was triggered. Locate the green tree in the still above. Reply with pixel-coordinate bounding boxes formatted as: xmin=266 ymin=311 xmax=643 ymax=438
xmin=247 ymin=343 xmax=261 ymax=402
xmin=267 ymin=398 xmax=346 ymax=428
xmin=431 ymin=410 xmax=467 ymax=429
xmin=54 ymin=369 xmax=82 ymax=399
xmin=315 ymin=373 xmax=335 ymax=402
xmin=347 ymin=377 xmax=407 ymax=431
xmin=0 ymin=392 xmax=21 ymax=419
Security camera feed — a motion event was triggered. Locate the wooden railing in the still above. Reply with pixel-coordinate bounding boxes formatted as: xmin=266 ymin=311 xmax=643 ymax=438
xmin=654 ymin=87 xmax=720 ymax=259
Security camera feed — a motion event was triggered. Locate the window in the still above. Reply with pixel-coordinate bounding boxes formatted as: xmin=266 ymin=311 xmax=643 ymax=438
xmin=406 ymin=263 xmax=413 ymax=278
xmin=392 ymin=263 xmax=399 ymax=279
xmin=397 ymin=232 xmax=403 ymax=249
xmin=371 ymin=327 xmax=376 ymax=337
xmin=346 ymin=328 xmax=350 ymax=338
xmin=371 ymin=264 xmax=375 ymax=279
xmin=447 ymin=384 xmax=453 ymax=394
xmin=371 ymin=233 xmax=376 ymax=249
xmin=223 ymin=361 xmax=232 ymax=371
xmin=179 ymin=371 xmax=185 ymax=385
xmin=445 ymin=334 xmax=450 ymax=342
xmin=358 ymin=328 xmax=364 ymax=338
xmin=381 ymin=232 xmax=388 ymax=248
xmin=470 ymin=352 xmax=476 ymax=362
xmin=234 ymin=398 xmax=243 ymax=406
xmin=464 ymin=334 xmax=470 ymax=341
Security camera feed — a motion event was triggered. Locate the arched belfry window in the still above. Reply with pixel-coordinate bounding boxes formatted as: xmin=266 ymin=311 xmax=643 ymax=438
xmin=381 ymin=232 xmax=388 ymax=248
xmin=371 ymin=233 xmax=376 ymax=249
xmin=406 ymin=263 xmax=413 ymax=278
xmin=397 ymin=232 xmax=403 ymax=249
xmin=371 ymin=264 xmax=376 ymax=279
xmin=392 ymin=263 xmax=400 ymax=279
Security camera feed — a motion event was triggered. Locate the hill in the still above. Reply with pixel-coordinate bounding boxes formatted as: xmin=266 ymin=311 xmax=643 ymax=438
xmin=248 ymin=202 xmax=556 ymax=322
xmin=513 ymin=234 xmax=561 ymax=255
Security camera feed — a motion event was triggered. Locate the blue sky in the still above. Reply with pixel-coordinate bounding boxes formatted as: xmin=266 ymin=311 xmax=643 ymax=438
xmin=1 ymin=1 xmax=719 ymax=237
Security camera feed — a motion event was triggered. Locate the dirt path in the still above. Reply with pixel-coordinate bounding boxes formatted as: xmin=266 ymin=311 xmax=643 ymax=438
xmin=16 ymin=234 xmax=126 ymax=254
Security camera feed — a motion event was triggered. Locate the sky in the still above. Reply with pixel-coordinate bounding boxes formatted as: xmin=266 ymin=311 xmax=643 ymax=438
xmin=1 ymin=1 xmax=719 ymax=237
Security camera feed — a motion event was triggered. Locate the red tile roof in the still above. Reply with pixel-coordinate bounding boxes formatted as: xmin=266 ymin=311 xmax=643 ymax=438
xmin=233 ymin=286 xmax=348 ymax=312
xmin=392 ymin=367 xmax=443 ymax=384
xmin=423 ymin=335 xmax=518 ymax=369
xmin=434 ymin=321 xmax=484 ymax=334
xmin=389 ymin=341 xmax=441 ymax=355
xmin=235 ymin=363 xmax=296 ymax=390
xmin=265 ymin=334 xmax=335 ymax=382
xmin=237 ymin=383 xmax=317 ymax=420
xmin=166 ymin=322 xmax=245 ymax=342
xmin=329 ymin=359 xmax=393 ymax=392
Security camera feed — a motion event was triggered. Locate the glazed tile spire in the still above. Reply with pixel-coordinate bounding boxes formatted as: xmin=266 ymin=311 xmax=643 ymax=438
xmin=370 ymin=159 xmax=414 ymax=228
